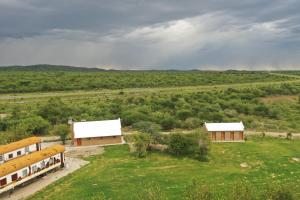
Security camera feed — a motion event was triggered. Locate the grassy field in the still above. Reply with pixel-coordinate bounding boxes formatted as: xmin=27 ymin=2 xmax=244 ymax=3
xmin=28 ymin=137 xmax=300 ymax=200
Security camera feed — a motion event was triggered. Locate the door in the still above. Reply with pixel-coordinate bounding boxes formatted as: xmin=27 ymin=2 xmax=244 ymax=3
xmin=11 ymin=173 xmax=18 ymax=182
xmin=239 ymin=132 xmax=244 ymax=140
xmin=76 ymin=138 xmax=82 ymax=146
xmin=230 ymin=132 xmax=234 ymax=140
xmin=221 ymin=132 xmax=225 ymax=140
xmin=212 ymin=132 xmax=216 ymax=141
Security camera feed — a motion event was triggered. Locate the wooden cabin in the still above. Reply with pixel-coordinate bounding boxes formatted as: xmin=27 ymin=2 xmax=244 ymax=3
xmin=0 ymin=137 xmax=41 ymax=164
xmin=0 ymin=145 xmax=65 ymax=194
xmin=204 ymin=122 xmax=245 ymax=142
xmin=71 ymin=118 xmax=123 ymax=146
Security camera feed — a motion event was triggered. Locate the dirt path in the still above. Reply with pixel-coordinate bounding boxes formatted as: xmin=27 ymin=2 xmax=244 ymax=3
xmin=246 ymin=131 xmax=300 ymax=139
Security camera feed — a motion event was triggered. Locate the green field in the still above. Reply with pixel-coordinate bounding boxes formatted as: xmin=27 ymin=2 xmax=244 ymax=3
xmin=28 ymin=137 xmax=300 ymax=200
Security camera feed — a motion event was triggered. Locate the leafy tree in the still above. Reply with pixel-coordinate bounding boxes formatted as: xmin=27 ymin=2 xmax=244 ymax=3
xmin=133 ymin=121 xmax=162 ymax=145
xmin=16 ymin=116 xmax=49 ymax=135
xmin=38 ymin=98 xmax=70 ymax=125
xmin=168 ymin=133 xmax=191 ymax=156
xmin=52 ymin=124 xmax=70 ymax=144
xmin=176 ymin=109 xmax=192 ymax=120
xmin=160 ymin=115 xmax=176 ymax=130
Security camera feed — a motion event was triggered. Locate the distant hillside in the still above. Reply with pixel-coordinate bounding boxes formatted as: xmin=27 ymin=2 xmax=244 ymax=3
xmin=0 ymin=64 xmax=106 ymax=72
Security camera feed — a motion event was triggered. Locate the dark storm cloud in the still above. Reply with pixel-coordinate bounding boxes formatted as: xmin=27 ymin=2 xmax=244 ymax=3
xmin=0 ymin=0 xmax=299 ymax=69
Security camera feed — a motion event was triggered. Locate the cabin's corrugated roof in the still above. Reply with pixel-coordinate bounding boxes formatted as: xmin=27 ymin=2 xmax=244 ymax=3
xmin=0 ymin=137 xmax=41 ymax=155
xmin=0 ymin=144 xmax=65 ymax=177
xmin=204 ymin=122 xmax=244 ymax=132
xmin=73 ymin=118 xmax=122 ymax=139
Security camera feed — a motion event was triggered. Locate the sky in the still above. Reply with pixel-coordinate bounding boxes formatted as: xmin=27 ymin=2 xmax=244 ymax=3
xmin=0 ymin=0 xmax=300 ymax=70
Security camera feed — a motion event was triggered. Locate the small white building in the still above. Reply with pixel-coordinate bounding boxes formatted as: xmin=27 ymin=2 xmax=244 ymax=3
xmin=71 ymin=118 xmax=123 ymax=146
xmin=204 ymin=122 xmax=245 ymax=142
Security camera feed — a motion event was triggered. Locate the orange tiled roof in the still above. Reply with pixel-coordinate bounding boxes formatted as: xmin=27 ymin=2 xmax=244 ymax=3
xmin=0 ymin=144 xmax=65 ymax=177
xmin=0 ymin=137 xmax=41 ymax=155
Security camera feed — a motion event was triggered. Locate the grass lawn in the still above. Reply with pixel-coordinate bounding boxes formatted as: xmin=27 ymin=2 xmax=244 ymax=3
xmin=28 ymin=137 xmax=300 ymax=200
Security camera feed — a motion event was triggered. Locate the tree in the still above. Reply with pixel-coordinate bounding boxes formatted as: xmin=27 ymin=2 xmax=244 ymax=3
xmin=160 ymin=115 xmax=176 ymax=130
xmin=16 ymin=116 xmax=49 ymax=135
xmin=168 ymin=133 xmax=191 ymax=156
xmin=133 ymin=121 xmax=162 ymax=144
xmin=38 ymin=97 xmax=70 ymax=125
xmin=52 ymin=124 xmax=70 ymax=144
xmin=133 ymin=133 xmax=150 ymax=158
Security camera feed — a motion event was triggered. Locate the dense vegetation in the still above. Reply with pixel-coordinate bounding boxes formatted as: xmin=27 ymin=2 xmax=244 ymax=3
xmin=0 ymin=65 xmax=295 ymax=93
xmin=28 ymin=137 xmax=300 ymax=200
xmin=1 ymin=79 xmax=300 ymax=144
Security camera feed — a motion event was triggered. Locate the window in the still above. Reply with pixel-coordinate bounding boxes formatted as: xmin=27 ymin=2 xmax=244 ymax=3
xmin=17 ymin=151 xmax=21 ymax=156
xmin=22 ymin=169 xmax=28 ymax=177
xmin=32 ymin=165 xmax=37 ymax=172
xmin=0 ymin=155 xmax=3 ymax=162
xmin=8 ymin=153 xmax=13 ymax=159
xmin=11 ymin=173 xmax=18 ymax=181
xmin=41 ymin=161 xmax=45 ymax=168
xmin=25 ymin=146 xmax=29 ymax=153
xmin=49 ymin=158 xmax=54 ymax=165
xmin=0 ymin=178 xmax=7 ymax=186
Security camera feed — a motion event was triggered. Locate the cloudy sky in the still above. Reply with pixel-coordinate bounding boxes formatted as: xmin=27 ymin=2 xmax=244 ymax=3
xmin=0 ymin=0 xmax=300 ymax=70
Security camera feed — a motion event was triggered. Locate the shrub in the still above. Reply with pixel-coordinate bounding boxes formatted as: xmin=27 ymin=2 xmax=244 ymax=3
xmin=135 ymin=181 xmax=168 ymax=200
xmin=266 ymin=184 xmax=294 ymax=200
xmin=168 ymin=133 xmax=190 ymax=156
xmin=197 ymin=132 xmax=210 ymax=162
xmin=286 ymin=132 xmax=293 ymax=140
xmin=183 ymin=180 xmax=212 ymax=200
xmin=228 ymin=182 xmax=257 ymax=200
xmin=133 ymin=133 xmax=150 ymax=158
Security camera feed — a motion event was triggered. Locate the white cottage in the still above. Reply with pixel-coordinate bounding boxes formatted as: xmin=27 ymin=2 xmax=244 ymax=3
xmin=71 ymin=118 xmax=123 ymax=146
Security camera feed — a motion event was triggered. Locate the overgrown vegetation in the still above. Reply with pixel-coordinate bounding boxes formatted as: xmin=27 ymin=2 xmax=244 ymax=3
xmin=0 ymin=68 xmax=295 ymax=93
xmin=1 ymin=76 xmax=300 ymax=144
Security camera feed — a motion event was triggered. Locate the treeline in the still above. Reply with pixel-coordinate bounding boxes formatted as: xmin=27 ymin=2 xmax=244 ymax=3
xmin=0 ymin=70 xmax=293 ymax=93
xmin=1 ymin=82 xmax=300 ymax=144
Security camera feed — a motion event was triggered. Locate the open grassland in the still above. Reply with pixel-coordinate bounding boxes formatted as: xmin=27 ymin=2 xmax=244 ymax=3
xmin=28 ymin=137 xmax=300 ymax=200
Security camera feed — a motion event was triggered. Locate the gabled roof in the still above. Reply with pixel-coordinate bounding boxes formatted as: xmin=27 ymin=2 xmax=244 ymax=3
xmin=73 ymin=118 xmax=122 ymax=139
xmin=0 ymin=145 xmax=65 ymax=177
xmin=204 ymin=122 xmax=244 ymax=132
xmin=0 ymin=137 xmax=41 ymax=155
